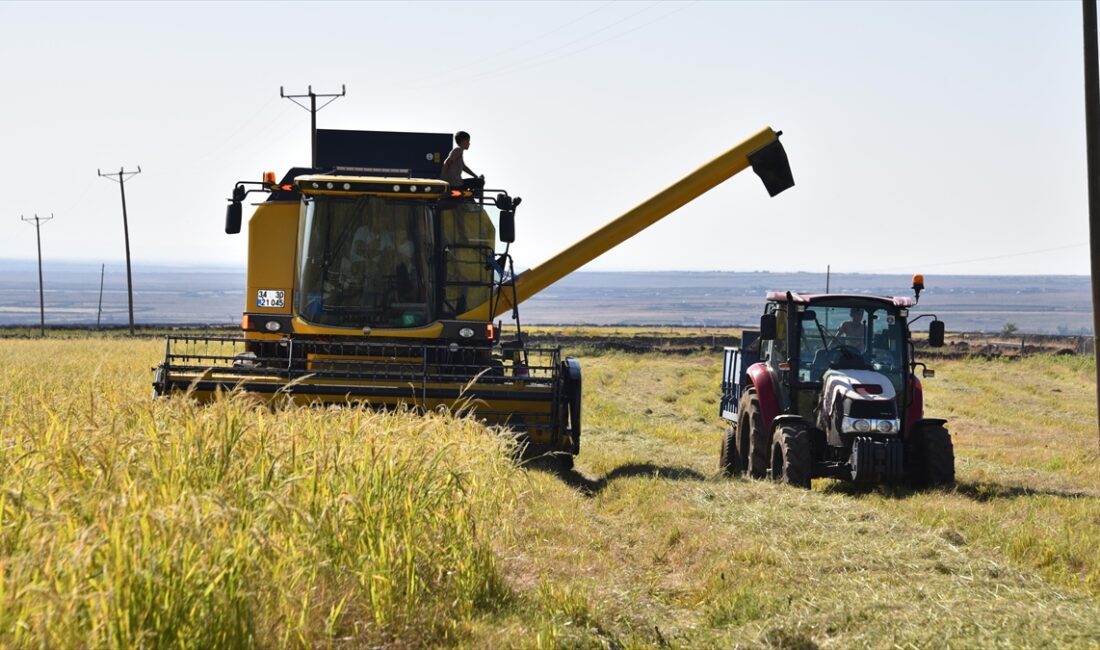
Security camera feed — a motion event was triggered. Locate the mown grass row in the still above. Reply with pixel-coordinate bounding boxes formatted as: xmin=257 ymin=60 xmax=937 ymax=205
xmin=0 ymin=340 xmax=518 ymax=648
xmin=474 ymin=350 xmax=1100 ymax=648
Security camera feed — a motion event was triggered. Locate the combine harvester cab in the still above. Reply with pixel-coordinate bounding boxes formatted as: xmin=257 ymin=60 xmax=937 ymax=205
xmin=155 ymin=126 xmax=794 ymax=467
xmin=718 ymin=278 xmax=954 ymax=488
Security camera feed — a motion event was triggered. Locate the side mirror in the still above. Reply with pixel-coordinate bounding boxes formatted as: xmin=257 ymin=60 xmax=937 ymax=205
xmin=760 ymin=313 xmax=777 ymax=340
xmin=225 ymin=201 xmax=242 ymax=235
xmin=499 ymin=210 xmax=515 ymax=243
xmin=494 ymin=193 xmax=520 ymax=243
xmin=929 ymin=320 xmax=945 ymax=347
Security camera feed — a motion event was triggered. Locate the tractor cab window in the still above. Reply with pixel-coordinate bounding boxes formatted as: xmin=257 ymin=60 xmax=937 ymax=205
xmin=797 ymin=304 xmax=904 ymax=392
xmin=765 ymin=303 xmax=788 ymax=363
xmin=297 ymin=195 xmax=436 ymax=328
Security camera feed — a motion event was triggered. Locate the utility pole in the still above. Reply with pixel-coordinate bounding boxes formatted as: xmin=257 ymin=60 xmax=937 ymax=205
xmin=20 ymin=213 xmax=53 ymax=337
xmin=98 ymin=166 xmax=141 ymax=335
xmin=96 ymin=263 xmax=105 ymax=330
xmin=280 ymin=85 xmax=346 ymax=167
xmin=826 ymin=265 xmax=831 ymax=293
xmin=1083 ymin=0 xmax=1100 ymax=450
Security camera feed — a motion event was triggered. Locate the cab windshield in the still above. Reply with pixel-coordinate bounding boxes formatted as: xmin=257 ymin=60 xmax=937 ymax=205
xmin=796 ymin=304 xmax=905 ymax=392
xmin=297 ymin=195 xmax=436 ymax=328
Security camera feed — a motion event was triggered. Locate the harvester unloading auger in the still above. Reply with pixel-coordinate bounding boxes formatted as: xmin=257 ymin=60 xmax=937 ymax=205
xmin=153 ymin=126 xmax=794 ymax=466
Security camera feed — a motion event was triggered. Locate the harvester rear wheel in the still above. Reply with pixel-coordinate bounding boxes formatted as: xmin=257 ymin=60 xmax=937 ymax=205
xmin=908 ymin=422 xmax=955 ymax=489
xmin=739 ymin=389 xmax=769 ymax=478
xmin=719 ymin=426 xmax=742 ymax=476
xmin=769 ymin=423 xmax=811 ymax=489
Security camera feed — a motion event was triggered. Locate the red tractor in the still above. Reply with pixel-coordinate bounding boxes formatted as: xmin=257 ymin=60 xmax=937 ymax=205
xmin=718 ymin=276 xmax=953 ymax=488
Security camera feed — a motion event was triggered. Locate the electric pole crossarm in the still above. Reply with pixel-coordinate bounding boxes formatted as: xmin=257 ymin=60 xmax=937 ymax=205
xmin=280 ymin=84 xmax=346 ymax=168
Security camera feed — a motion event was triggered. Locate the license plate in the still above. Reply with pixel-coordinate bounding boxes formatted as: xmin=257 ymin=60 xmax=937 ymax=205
xmin=256 ymin=289 xmax=285 ymax=308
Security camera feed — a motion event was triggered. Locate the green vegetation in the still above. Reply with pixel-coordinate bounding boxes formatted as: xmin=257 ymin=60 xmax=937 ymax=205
xmin=1 ymin=337 xmax=1099 ymax=647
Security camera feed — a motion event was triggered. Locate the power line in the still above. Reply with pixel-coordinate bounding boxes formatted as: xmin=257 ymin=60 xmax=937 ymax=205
xmin=20 ymin=213 xmax=53 ymax=337
xmin=97 ymin=166 xmax=141 ymax=335
xmin=410 ymin=1 xmax=616 ymax=86
xmin=477 ymin=0 xmax=698 ymax=82
xmin=280 ymin=85 xmax=346 ymax=167
xmin=862 ymin=242 xmax=1089 ymax=274
xmin=456 ymin=1 xmax=665 ymax=85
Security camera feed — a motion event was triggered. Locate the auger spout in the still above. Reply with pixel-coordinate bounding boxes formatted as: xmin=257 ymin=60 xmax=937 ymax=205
xmin=458 ymin=126 xmax=793 ymax=322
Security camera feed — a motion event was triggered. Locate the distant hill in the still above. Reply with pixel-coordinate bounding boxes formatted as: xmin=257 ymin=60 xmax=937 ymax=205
xmin=0 ymin=261 xmax=1090 ymax=334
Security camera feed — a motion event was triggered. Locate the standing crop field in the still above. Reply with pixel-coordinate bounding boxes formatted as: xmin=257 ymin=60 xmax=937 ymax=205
xmin=1 ymin=337 xmax=1099 ymax=648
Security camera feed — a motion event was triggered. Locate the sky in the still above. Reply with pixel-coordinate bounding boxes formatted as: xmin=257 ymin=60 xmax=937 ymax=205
xmin=0 ymin=1 xmax=1092 ymax=275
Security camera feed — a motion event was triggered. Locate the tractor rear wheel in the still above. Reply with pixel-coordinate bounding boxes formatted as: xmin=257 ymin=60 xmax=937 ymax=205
xmin=908 ymin=422 xmax=955 ymax=489
xmin=769 ymin=423 xmax=811 ymax=489
xmin=738 ymin=388 xmax=769 ymax=478
xmin=719 ymin=425 xmax=742 ymax=476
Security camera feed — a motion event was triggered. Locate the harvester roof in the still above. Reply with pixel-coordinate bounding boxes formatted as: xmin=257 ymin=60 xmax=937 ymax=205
xmin=765 ymin=291 xmax=915 ymax=308
xmin=297 ymin=174 xmax=450 ymax=199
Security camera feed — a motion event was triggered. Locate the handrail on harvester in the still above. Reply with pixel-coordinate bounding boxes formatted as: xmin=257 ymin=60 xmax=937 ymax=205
xmin=457 ymin=126 xmax=794 ymax=322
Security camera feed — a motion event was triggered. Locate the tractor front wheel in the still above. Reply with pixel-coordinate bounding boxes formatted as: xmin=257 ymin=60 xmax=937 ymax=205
xmin=907 ymin=422 xmax=955 ymax=489
xmin=719 ymin=426 xmax=742 ymax=477
xmin=769 ymin=423 xmax=811 ymax=489
xmin=738 ymin=388 xmax=769 ymax=478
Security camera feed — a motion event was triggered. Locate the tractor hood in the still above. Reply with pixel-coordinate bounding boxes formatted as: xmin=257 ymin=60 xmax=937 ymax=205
xmin=820 ymin=369 xmax=901 ymax=439
xmin=822 ymin=369 xmax=897 ymax=408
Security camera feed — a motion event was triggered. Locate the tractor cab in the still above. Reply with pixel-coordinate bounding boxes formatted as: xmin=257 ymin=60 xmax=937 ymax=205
xmin=719 ymin=279 xmax=954 ymax=489
xmin=758 ymin=293 xmax=918 ymax=422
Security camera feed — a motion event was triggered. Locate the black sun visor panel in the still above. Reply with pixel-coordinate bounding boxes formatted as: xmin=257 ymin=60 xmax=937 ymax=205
xmin=316 ymin=130 xmax=453 ymax=178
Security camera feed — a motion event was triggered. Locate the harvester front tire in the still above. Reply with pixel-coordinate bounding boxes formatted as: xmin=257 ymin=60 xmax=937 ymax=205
xmin=739 ymin=389 xmax=769 ymax=478
xmin=719 ymin=426 xmax=742 ymax=477
xmin=769 ymin=424 xmax=811 ymax=489
xmin=908 ymin=423 xmax=955 ymax=489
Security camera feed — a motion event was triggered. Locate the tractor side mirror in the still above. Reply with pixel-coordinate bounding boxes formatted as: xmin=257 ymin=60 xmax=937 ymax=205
xmin=929 ymin=320 xmax=945 ymax=347
xmin=760 ymin=313 xmax=777 ymax=340
xmin=225 ymin=201 xmax=242 ymax=234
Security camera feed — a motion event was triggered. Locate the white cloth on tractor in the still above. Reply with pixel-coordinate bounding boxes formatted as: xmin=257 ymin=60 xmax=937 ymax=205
xmin=820 ymin=369 xmax=896 ymax=424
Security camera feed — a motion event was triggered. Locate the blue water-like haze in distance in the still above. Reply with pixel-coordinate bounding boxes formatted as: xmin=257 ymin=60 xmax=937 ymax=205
xmin=0 ymin=260 xmax=1090 ymax=334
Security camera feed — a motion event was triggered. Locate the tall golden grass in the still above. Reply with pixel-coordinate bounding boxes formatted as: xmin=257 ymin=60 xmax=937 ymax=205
xmin=0 ymin=340 xmax=516 ymax=647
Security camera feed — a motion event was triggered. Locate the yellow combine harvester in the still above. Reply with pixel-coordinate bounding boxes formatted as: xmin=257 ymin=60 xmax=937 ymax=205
xmin=153 ymin=126 xmax=793 ymax=466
